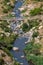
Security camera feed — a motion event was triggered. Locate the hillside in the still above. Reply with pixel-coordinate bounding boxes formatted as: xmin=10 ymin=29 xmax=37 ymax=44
xmin=20 ymin=0 xmax=43 ymax=65
xmin=0 ymin=0 xmax=20 ymax=65
xmin=0 ymin=0 xmax=43 ymax=65
xmin=0 ymin=0 xmax=15 ymax=15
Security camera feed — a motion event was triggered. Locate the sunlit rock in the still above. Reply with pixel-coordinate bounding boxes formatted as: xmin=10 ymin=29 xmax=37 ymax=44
xmin=13 ymin=47 xmax=19 ymax=51
xmin=21 ymin=55 xmax=25 ymax=58
xmin=20 ymin=63 xmax=23 ymax=65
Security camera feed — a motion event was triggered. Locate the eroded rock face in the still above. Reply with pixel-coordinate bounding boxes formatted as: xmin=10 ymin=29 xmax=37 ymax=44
xmin=0 ymin=50 xmax=14 ymax=65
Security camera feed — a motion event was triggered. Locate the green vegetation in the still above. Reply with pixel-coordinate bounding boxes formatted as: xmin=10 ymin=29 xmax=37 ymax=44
xmin=0 ymin=57 xmax=4 ymax=65
xmin=21 ymin=9 xmax=27 ymax=13
xmin=0 ymin=0 xmax=20 ymax=65
xmin=22 ymin=23 xmax=29 ymax=32
xmin=27 ymin=55 xmax=43 ymax=65
xmin=0 ymin=33 xmax=18 ymax=50
xmin=24 ymin=40 xmax=43 ymax=65
xmin=32 ymin=31 xmax=39 ymax=38
xmin=2 ymin=0 xmax=15 ymax=13
xmin=34 ymin=0 xmax=43 ymax=2
xmin=0 ymin=20 xmax=19 ymax=65
xmin=22 ymin=19 xmax=39 ymax=32
xmin=24 ymin=41 xmax=41 ymax=55
xmin=25 ymin=0 xmax=43 ymax=4
xmin=28 ymin=19 xmax=39 ymax=28
xmin=14 ymin=61 xmax=20 ymax=65
xmin=30 ymin=8 xmax=42 ymax=16
xmin=24 ymin=1 xmax=43 ymax=65
xmin=0 ymin=20 xmax=11 ymax=32
xmin=3 ymin=5 xmax=14 ymax=13
xmin=0 ymin=0 xmax=43 ymax=65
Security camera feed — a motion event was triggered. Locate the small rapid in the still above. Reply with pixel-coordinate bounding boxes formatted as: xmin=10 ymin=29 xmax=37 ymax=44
xmin=10 ymin=0 xmax=29 ymax=65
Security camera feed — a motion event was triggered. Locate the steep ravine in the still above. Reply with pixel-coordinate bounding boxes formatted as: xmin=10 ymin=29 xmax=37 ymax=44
xmin=10 ymin=0 xmax=29 ymax=65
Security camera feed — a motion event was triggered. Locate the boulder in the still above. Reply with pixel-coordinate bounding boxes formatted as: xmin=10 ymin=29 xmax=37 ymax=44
xmin=20 ymin=63 xmax=23 ymax=65
xmin=25 ymin=41 xmax=28 ymax=45
xmin=21 ymin=55 xmax=25 ymax=58
xmin=13 ymin=47 xmax=19 ymax=51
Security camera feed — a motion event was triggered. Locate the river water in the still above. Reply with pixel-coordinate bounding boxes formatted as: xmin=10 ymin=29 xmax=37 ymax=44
xmin=10 ymin=0 xmax=29 ymax=65
xmin=13 ymin=0 xmax=23 ymax=17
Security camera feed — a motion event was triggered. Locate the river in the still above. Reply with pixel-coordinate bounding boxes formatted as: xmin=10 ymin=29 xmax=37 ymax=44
xmin=10 ymin=0 xmax=29 ymax=65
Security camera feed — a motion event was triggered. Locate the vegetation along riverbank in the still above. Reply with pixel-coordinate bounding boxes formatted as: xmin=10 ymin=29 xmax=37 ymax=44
xmin=0 ymin=0 xmax=43 ymax=65
xmin=0 ymin=0 xmax=20 ymax=65
xmin=21 ymin=0 xmax=43 ymax=65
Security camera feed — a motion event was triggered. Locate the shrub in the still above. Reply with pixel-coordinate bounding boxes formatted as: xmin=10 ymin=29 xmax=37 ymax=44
xmin=32 ymin=31 xmax=39 ymax=38
xmin=24 ymin=41 xmax=41 ymax=54
xmin=30 ymin=8 xmax=42 ymax=16
xmin=3 ymin=8 xmax=8 ymax=13
xmin=27 ymin=55 xmax=43 ymax=65
xmin=24 ymin=40 xmax=42 ymax=65
xmin=0 ymin=58 xmax=4 ymax=65
xmin=22 ymin=23 xmax=29 ymax=32
xmin=28 ymin=19 xmax=39 ymax=29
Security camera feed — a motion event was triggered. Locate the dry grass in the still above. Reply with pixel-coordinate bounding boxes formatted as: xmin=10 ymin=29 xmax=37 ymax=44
xmin=0 ymin=0 xmax=15 ymax=15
